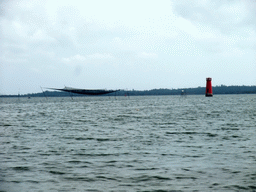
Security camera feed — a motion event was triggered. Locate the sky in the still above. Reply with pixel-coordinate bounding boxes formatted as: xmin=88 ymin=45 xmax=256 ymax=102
xmin=0 ymin=0 xmax=255 ymax=95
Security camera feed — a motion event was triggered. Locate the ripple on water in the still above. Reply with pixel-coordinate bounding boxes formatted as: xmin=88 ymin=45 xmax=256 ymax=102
xmin=0 ymin=95 xmax=256 ymax=191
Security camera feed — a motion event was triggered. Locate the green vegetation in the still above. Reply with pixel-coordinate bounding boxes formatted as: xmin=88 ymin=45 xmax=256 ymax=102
xmin=1 ymin=85 xmax=255 ymax=97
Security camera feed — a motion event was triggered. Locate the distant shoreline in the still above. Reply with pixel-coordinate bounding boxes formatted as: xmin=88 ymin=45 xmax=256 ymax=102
xmin=1 ymin=85 xmax=256 ymax=97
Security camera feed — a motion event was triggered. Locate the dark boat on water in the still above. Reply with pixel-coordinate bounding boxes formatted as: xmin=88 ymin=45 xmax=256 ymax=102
xmin=46 ymin=87 xmax=119 ymax=96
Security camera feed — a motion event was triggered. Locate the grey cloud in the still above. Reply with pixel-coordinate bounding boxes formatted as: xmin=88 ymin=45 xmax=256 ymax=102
xmin=1 ymin=0 xmax=255 ymax=94
xmin=172 ymin=0 xmax=256 ymax=34
xmin=171 ymin=0 xmax=256 ymax=55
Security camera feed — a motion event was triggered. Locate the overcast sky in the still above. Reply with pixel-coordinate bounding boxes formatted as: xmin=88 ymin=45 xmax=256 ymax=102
xmin=1 ymin=0 xmax=255 ymax=94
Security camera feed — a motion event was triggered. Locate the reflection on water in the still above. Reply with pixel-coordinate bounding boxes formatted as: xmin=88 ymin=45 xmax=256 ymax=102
xmin=1 ymin=95 xmax=256 ymax=191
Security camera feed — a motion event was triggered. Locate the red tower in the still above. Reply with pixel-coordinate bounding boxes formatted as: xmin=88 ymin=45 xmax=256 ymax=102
xmin=205 ymin=78 xmax=213 ymax=97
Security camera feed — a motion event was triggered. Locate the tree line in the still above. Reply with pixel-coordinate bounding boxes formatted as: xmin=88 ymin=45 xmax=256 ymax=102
xmin=1 ymin=85 xmax=255 ymax=97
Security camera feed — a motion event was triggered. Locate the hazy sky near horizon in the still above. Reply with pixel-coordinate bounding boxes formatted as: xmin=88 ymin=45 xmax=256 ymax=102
xmin=1 ymin=0 xmax=255 ymax=94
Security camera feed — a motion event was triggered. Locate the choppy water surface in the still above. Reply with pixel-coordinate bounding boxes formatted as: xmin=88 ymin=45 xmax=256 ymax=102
xmin=1 ymin=95 xmax=256 ymax=192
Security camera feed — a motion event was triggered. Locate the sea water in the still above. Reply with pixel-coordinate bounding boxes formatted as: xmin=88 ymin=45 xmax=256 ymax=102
xmin=0 ymin=95 xmax=256 ymax=192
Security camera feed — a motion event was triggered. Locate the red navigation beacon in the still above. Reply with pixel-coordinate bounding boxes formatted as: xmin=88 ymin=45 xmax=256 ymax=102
xmin=205 ymin=78 xmax=213 ymax=97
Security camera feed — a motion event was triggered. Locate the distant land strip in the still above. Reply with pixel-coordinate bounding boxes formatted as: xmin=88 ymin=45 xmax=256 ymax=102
xmin=1 ymin=85 xmax=256 ymax=97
